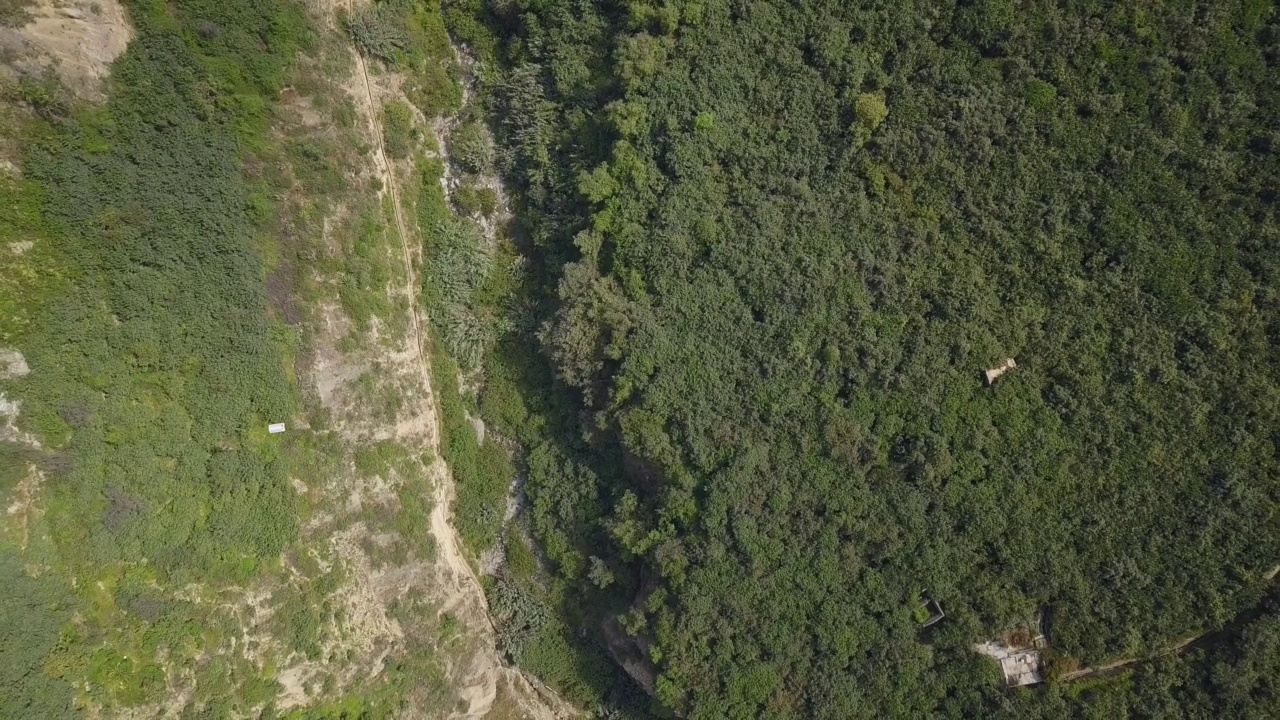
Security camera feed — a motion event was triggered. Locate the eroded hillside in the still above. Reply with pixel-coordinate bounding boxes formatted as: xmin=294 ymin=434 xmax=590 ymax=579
xmin=0 ymin=0 xmax=569 ymax=716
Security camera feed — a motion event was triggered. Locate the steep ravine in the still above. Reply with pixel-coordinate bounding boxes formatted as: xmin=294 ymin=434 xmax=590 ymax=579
xmin=327 ymin=1 xmax=573 ymax=716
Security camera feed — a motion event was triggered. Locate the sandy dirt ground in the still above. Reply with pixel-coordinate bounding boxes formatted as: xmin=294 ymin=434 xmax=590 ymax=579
xmin=0 ymin=0 xmax=133 ymax=100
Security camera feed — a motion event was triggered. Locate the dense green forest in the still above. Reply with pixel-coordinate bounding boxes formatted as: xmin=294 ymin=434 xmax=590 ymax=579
xmin=3 ymin=0 xmax=1277 ymax=716
xmin=17 ymin=3 xmax=308 ymax=583
xmin=0 ymin=0 xmax=447 ymax=714
xmin=449 ymin=0 xmax=1280 ymax=716
xmin=996 ymin=585 xmax=1280 ymax=719
xmin=1 ymin=1 xmax=313 ymax=712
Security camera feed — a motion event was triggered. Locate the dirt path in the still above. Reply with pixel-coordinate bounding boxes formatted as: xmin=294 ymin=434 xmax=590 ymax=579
xmin=344 ymin=23 xmax=475 ymax=588
xmin=345 ymin=37 xmax=497 ymax=718
xmin=350 ymin=31 xmax=483 ymax=655
xmin=333 ymin=5 xmax=570 ymax=717
xmin=1061 ymin=573 xmax=1280 ymax=683
xmin=1060 ymin=634 xmax=1203 ymax=682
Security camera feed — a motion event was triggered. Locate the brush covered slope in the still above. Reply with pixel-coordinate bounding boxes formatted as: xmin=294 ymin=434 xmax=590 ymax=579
xmin=0 ymin=0 xmax=554 ymax=715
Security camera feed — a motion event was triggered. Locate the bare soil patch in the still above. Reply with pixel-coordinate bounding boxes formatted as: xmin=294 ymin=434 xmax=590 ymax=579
xmin=0 ymin=0 xmax=133 ymax=100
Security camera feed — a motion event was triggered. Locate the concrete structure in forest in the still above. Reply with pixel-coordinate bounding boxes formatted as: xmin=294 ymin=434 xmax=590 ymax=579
xmin=974 ymin=615 xmax=1047 ymax=687
xmin=985 ymin=357 xmax=1017 ymax=386
xmin=919 ymin=591 xmax=946 ymax=627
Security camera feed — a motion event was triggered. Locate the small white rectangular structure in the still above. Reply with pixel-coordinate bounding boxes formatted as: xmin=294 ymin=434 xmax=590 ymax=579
xmin=268 ymin=423 xmax=287 ymax=434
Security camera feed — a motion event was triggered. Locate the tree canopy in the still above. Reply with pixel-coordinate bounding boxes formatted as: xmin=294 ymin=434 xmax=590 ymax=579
xmin=463 ymin=0 xmax=1280 ymax=716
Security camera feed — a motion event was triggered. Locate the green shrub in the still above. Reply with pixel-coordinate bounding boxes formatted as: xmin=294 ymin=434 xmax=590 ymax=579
xmin=486 ymin=572 xmax=549 ymax=660
xmin=0 ymin=0 xmax=34 ymax=28
xmin=381 ymin=99 xmax=415 ymax=159
xmin=423 ymin=217 xmax=492 ymax=367
xmin=504 ymin=526 xmax=538 ymax=580
xmin=0 ymin=553 xmax=74 ymax=718
xmin=1025 ymin=78 xmax=1058 ymax=110
xmin=441 ymin=0 xmax=500 ymax=62
xmin=854 ymin=91 xmax=889 ymax=129
xmin=405 ymin=63 xmax=463 ymax=118
xmin=0 ymin=1 xmax=320 ymax=710
xmin=10 ymin=73 xmax=68 ymax=119
xmin=346 ymin=4 xmax=409 ymax=62
xmin=431 ymin=346 xmax=510 ymax=554
xmin=448 ymin=121 xmax=494 ymax=174
xmin=416 ymin=157 xmax=451 ymax=229
xmin=453 ymin=181 xmax=498 ymax=217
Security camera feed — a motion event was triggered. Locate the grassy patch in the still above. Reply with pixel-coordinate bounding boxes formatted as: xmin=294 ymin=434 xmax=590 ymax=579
xmin=432 ymin=346 xmax=510 ymax=555
xmin=453 ymin=180 xmax=498 ymax=218
xmin=354 ymin=439 xmax=411 ymax=479
xmin=337 ymin=202 xmax=399 ymax=333
xmin=381 ymin=99 xmax=415 ymax=159
xmin=395 ymin=466 xmax=438 ymax=560
xmin=447 ymin=121 xmax=494 ymax=174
